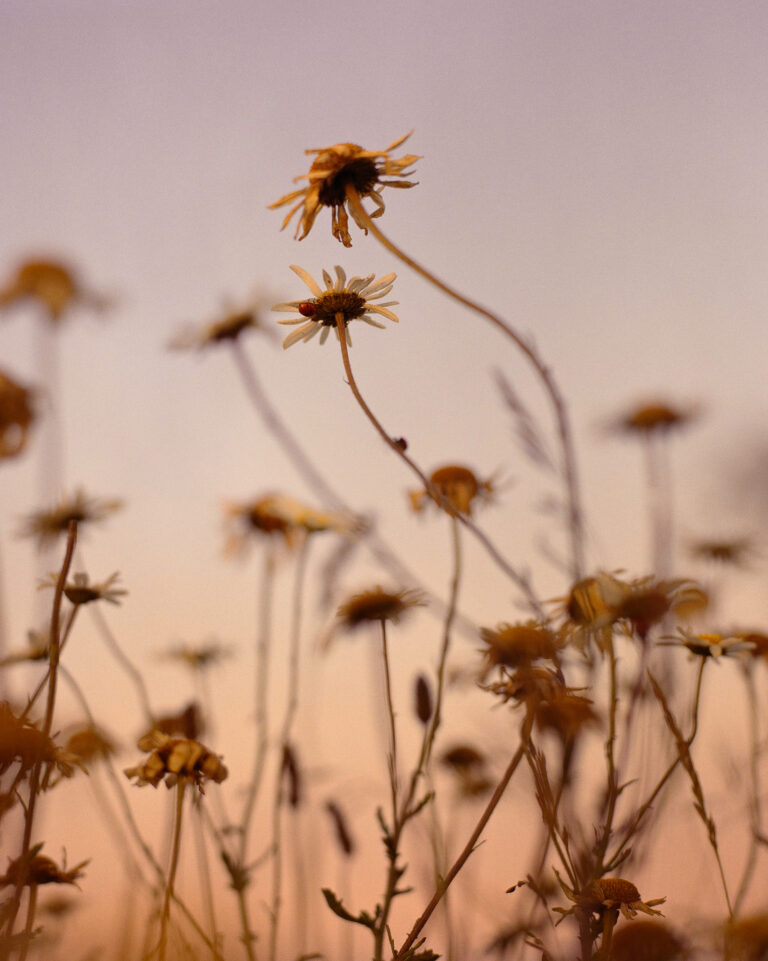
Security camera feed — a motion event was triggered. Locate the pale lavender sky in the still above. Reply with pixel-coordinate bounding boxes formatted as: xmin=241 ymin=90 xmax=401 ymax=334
xmin=1 ymin=0 xmax=767 ymax=953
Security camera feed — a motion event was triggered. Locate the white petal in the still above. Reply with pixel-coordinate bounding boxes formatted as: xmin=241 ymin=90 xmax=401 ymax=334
xmin=278 ymin=316 xmax=308 ymax=325
xmin=319 ymin=326 xmax=331 ymax=344
xmin=272 ymin=302 xmax=304 ymax=312
xmin=283 ymin=324 xmax=315 ymax=349
xmin=361 ymin=273 xmax=396 ymax=295
xmin=366 ymin=286 xmax=395 ymax=300
xmin=367 ymin=305 xmax=399 ymax=323
xmin=349 ymin=274 xmax=375 ymax=293
xmin=334 ymin=265 xmax=347 ymax=290
xmin=361 ymin=316 xmax=386 ymax=329
xmin=322 ymin=269 xmax=334 ymax=289
xmin=289 ymin=265 xmax=323 ymax=297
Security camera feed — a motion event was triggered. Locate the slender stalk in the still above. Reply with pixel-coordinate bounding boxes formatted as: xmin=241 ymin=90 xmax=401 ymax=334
xmin=345 ymin=185 xmax=585 ymax=582
xmin=734 ymin=663 xmax=762 ymax=912
xmin=395 ymin=742 xmax=526 ymax=960
xmin=157 ymin=780 xmax=188 ymax=961
xmin=381 ymin=619 xmax=400 ymax=816
xmin=333 ymin=313 xmax=543 ymax=616
xmin=89 ymin=602 xmax=155 ymax=728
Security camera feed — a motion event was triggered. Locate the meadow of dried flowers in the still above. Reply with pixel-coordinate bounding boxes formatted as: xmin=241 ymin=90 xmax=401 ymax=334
xmin=0 ymin=132 xmax=766 ymax=961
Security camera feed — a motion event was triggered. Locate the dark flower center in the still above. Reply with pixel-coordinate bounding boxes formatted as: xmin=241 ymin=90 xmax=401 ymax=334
xmin=316 ymin=157 xmax=380 ymax=207
xmin=313 ymin=291 xmax=367 ymax=326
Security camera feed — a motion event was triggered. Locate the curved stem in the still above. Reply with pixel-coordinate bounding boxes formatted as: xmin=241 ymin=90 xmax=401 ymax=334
xmin=333 ymin=313 xmax=543 ymax=616
xmin=345 ymin=185 xmax=585 ymax=582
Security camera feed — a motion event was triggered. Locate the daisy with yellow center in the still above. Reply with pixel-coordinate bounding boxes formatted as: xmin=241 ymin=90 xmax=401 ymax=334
xmin=272 ymin=265 xmax=399 ymax=349
xmin=664 ymin=628 xmax=755 ymax=660
xmin=269 ymin=133 xmax=419 ymax=247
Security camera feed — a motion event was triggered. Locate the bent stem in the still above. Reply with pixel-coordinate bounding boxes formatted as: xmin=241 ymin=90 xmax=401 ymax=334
xmin=333 ymin=314 xmax=543 ymax=616
xmin=345 ymin=185 xmax=585 ymax=582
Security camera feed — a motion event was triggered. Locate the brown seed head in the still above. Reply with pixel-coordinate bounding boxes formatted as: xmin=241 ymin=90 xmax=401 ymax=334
xmin=336 ymin=586 xmax=424 ymax=631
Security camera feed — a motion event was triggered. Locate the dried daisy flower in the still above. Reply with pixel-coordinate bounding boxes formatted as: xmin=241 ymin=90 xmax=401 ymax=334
xmin=273 ymin=264 xmax=398 ymax=348
xmin=689 ymin=536 xmax=755 ymax=566
xmin=663 ymin=628 xmax=755 ymax=660
xmin=162 ymin=641 xmax=232 ymax=672
xmin=149 ymin=702 xmax=203 ymax=741
xmin=336 ymin=585 xmax=425 ymax=632
xmin=0 ymin=847 xmax=88 ymax=889
xmin=168 ymin=300 xmax=274 ymax=350
xmin=610 ymin=400 xmax=697 ymax=436
xmin=554 ymin=874 xmax=665 ymax=924
xmin=270 ymin=133 xmax=419 ymax=247
xmin=124 ymin=731 xmax=227 ymax=792
xmin=39 ymin=571 xmax=126 ymax=606
xmin=0 ymin=258 xmax=109 ymax=322
xmin=225 ymin=493 xmax=353 ymax=553
xmin=611 ymin=920 xmax=685 ymax=961
xmin=484 ymin=665 xmax=566 ymax=706
xmin=18 ymin=488 xmax=122 ymax=548
xmin=0 ymin=369 xmax=35 ymax=460
xmin=0 ymin=702 xmax=83 ymax=784
xmin=481 ymin=621 xmax=561 ymax=669
xmin=533 ymin=689 xmax=599 ymax=741
xmin=65 ymin=725 xmax=117 ymax=766
xmin=410 ymin=464 xmax=496 ymax=516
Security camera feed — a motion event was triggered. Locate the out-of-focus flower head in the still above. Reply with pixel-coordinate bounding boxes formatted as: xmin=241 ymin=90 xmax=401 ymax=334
xmin=440 ymin=744 xmax=492 ymax=798
xmin=18 ymin=488 xmax=122 ymax=549
xmin=689 ymin=536 xmax=755 ymax=567
xmin=0 ymin=846 xmax=88 ymax=889
xmin=65 ymin=725 xmax=118 ymax=767
xmin=737 ymin=631 xmax=768 ymax=662
xmin=162 ymin=640 xmax=233 ymax=672
xmin=724 ymin=915 xmax=768 ymax=961
xmin=224 ymin=493 xmax=354 ymax=554
xmin=273 ymin=265 xmax=398 ymax=349
xmin=480 ymin=621 xmax=562 ymax=671
xmin=39 ymin=571 xmax=126 ymax=607
xmin=554 ymin=873 xmax=665 ymax=924
xmin=611 ymin=920 xmax=686 ymax=961
xmin=168 ymin=299 xmax=275 ymax=351
xmin=335 ymin=585 xmax=425 ymax=634
xmin=0 ymin=369 xmax=35 ymax=460
xmin=270 ymin=133 xmax=419 ymax=247
xmin=410 ymin=464 xmax=497 ymax=517
xmin=662 ymin=628 xmax=755 ymax=660
xmin=124 ymin=731 xmax=228 ymax=791
xmin=609 ymin=399 xmax=698 ymax=437
xmin=148 ymin=702 xmax=204 ymax=741
xmin=0 ymin=258 xmax=110 ymax=323
xmin=0 ymin=629 xmax=50 ymax=667
xmin=0 ymin=702 xmax=84 ymax=786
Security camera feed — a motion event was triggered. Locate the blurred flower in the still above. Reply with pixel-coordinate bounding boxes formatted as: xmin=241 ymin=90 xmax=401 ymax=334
xmin=663 ymin=628 xmax=755 ymax=660
xmin=0 ymin=702 xmax=83 ymax=785
xmin=0 ymin=369 xmax=35 ymax=460
xmin=224 ymin=493 xmax=353 ymax=554
xmin=554 ymin=874 xmax=665 ymax=924
xmin=738 ymin=631 xmax=768 ymax=661
xmin=689 ymin=536 xmax=755 ymax=566
xmin=0 ymin=629 xmax=50 ymax=666
xmin=325 ymin=800 xmax=355 ymax=856
xmin=65 ymin=725 xmax=117 ymax=767
xmin=610 ymin=400 xmax=697 ymax=436
xmin=611 ymin=920 xmax=685 ymax=961
xmin=18 ymin=488 xmax=122 ymax=548
xmin=336 ymin=586 xmax=425 ymax=632
xmin=270 ymin=133 xmax=419 ymax=247
xmin=724 ymin=915 xmax=768 ymax=961
xmin=162 ymin=640 xmax=232 ymax=672
xmin=533 ymin=689 xmax=599 ymax=741
xmin=39 ymin=571 xmax=126 ymax=606
xmin=124 ymin=731 xmax=227 ymax=791
xmin=410 ymin=464 xmax=496 ymax=516
xmin=440 ymin=744 xmax=492 ymax=797
xmin=0 ymin=847 xmax=88 ymax=888
xmin=273 ymin=264 xmax=398 ymax=348
xmin=168 ymin=301 xmax=274 ymax=350
xmin=0 ymin=258 xmax=110 ymax=322
xmin=149 ymin=702 xmax=203 ymax=741
xmin=480 ymin=621 xmax=561 ymax=670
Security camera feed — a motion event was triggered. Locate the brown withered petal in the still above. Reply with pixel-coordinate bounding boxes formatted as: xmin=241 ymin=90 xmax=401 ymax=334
xmin=414 ymin=674 xmax=433 ymax=724
xmin=534 ymin=691 xmax=599 ymax=741
xmin=325 ymin=800 xmax=355 ymax=856
xmin=481 ymin=622 xmax=560 ymax=668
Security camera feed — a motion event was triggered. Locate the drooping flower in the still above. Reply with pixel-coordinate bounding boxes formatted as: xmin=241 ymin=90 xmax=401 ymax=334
xmin=18 ymin=488 xmax=122 ymax=548
xmin=336 ymin=586 xmax=425 ymax=632
xmin=270 ymin=133 xmax=419 ymax=247
xmin=0 ymin=258 xmax=109 ymax=322
xmin=480 ymin=621 xmax=561 ymax=669
xmin=409 ymin=464 xmax=496 ymax=516
xmin=124 ymin=731 xmax=227 ymax=792
xmin=0 ymin=369 xmax=35 ymax=460
xmin=554 ymin=873 xmax=665 ymax=924
xmin=272 ymin=265 xmax=398 ymax=348
xmin=65 ymin=725 xmax=118 ymax=767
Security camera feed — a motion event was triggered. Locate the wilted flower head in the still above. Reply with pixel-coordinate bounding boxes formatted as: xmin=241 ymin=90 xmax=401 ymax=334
xmin=169 ymin=300 xmax=274 ymax=351
xmin=0 ymin=702 xmax=83 ymax=785
xmin=225 ymin=493 xmax=353 ymax=553
xmin=273 ymin=265 xmax=398 ymax=349
xmin=0 ymin=369 xmax=35 ymax=460
xmin=18 ymin=488 xmax=122 ymax=548
xmin=270 ymin=133 xmax=419 ymax=247
xmin=689 ymin=536 xmax=755 ymax=566
xmin=0 ymin=258 xmax=109 ymax=322
xmin=410 ymin=464 xmax=496 ymax=516
xmin=481 ymin=621 xmax=561 ymax=670
xmin=610 ymin=400 xmax=697 ymax=436
xmin=124 ymin=731 xmax=227 ymax=791
xmin=336 ymin=586 xmax=425 ymax=632
xmin=149 ymin=702 xmax=203 ymax=741
xmin=0 ymin=847 xmax=88 ymax=888
xmin=162 ymin=640 xmax=232 ymax=672
xmin=39 ymin=571 xmax=126 ymax=607
xmin=554 ymin=873 xmax=665 ymax=924
xmin=65 ymin=725 xmax=117 ymax=767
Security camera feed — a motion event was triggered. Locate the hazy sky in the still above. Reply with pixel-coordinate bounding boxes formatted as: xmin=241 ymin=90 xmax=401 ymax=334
xmin=2 ymin=0 xmax=768 ymax=953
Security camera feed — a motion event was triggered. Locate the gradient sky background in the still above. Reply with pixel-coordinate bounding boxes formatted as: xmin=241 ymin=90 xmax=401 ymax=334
xmin=2 ymin=1 xmax=768 ymax=956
